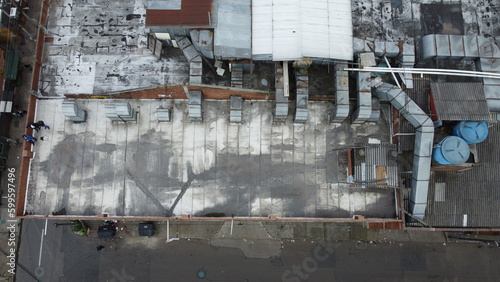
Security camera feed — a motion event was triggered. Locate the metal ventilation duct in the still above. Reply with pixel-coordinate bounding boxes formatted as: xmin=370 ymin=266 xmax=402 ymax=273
xmin=188 ymin=90 xmax=203 ymax=122
xmin=62 ymin=101 xmax=87 ymax=122
xmin=104 ymin=102 xmax=137 ymax=122
xmin=156 ymin=108 xmax=171 ymax=122
xmin=352 ymin=71 xmax=372 ymax=124
xmin=229 ymin=95 xmax=243 ymax=123
xmin=274 ymin=62 xmax=288 ymax=122
xmin=176 ymin=36 xmax=203 ymax=84
xmin=375 ymin=83 xmax=434 ymax=220
xmin=331 ymin=62 xmax=350 ymax=123
xmin=294 ymin=70 xmax=309 ymax=123
xmin=421 ymin=34 xmax=500 ymax=112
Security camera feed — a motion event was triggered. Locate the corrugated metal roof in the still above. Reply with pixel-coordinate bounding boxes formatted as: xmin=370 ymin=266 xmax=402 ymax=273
xmin=353 ymin=144 xmax=399 ymax=189
xmin=251 ymin=0 xmax=273 ymax=60
xmin=146 ymin=0 xmax=213 ymax=27
xmin=214 ymin=0 xmax=252 ymax=59
xmin=430 ymin=82 xmax=492 ymax=121
xmin=252 ymin=0 xmax=353 ymax=61
xmin=422 ymin=123 xmax=500 ymax=227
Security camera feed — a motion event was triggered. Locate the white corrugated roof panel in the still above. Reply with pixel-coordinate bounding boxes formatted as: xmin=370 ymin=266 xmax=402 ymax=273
xmin=300 ymin=0 xmax=330 ymax=59
xmin=272 ymin=0 xmax=301 ymax=61
xmin=251 ymin=0 xmax=353 ymax=61
xmin=251 ymin=0 xmax=273 ymax=56
xmin=328 ymin=0 xmax=353 ymax=60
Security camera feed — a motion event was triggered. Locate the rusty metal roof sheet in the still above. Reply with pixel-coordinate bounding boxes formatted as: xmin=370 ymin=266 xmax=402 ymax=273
xmin=430 ymin=82 xmax=491 ymax=121
xmin=146 ymin=0 xmax=213 ymax=27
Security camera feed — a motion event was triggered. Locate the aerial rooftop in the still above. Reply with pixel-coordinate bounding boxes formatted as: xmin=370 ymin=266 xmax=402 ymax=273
xmin=18 ymin=0 xmax=500 ymax=228
xmin=26 ymin=99 xmax=394 ymax=218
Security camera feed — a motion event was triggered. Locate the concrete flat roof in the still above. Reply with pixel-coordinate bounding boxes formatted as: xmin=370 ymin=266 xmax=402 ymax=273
xmin=42 ymin=0 xmax=189 ymax=96
xmin=25 ymin=99 xmax=395 ymax=218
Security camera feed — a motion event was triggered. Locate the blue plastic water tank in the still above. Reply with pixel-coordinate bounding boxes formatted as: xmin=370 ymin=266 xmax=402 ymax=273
xmin=433 ymin=136 xmax=470 ymax=165
xmin=453 ymin=121 xmax=489 ymax=144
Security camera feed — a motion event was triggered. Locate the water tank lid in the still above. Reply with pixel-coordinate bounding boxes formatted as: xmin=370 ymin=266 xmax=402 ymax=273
xmin=441 ymin=136 xmax=470 ymax=165
xmin=458 ymin=121 xmax=488 ymax=143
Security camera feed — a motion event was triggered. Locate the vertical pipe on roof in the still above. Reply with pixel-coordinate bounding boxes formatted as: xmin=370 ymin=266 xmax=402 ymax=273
xmin=375 ymin=83 xmax=434 ymax=220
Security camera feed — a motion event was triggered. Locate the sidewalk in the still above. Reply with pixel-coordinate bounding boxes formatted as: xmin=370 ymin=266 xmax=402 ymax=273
xmin=0 ymin=0 xmax=43 ymax=280
xmin=66 ymin=219 xmax=453 ymax=260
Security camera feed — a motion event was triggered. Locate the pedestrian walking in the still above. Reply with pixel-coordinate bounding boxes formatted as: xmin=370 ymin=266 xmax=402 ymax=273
xmin=22 ymin=134 xmax=37 ymax=145
xmin=37 ymin=120 xmax=50 ymax=129
xmin=27 ymin=122 xmax=40 ymax=132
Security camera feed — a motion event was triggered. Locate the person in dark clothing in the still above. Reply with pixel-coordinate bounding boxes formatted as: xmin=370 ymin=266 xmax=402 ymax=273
xmin=22 ymin=135 xmax=37 ymax=145
xmin=36 ymin=120 xmax=50 ymax=129
xmin=27 ymin=122 xmax=40 ymax=132
xmin=96 ymin=245 xmax=105 ymax=251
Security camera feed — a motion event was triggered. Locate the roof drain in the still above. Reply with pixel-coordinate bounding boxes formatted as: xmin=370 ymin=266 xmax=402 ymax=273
xmin=374 ymin=83 xmax=434 ymax=220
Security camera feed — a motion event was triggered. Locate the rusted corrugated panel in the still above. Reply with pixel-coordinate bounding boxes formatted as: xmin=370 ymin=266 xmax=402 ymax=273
xmin=430 ymin=82 xmax=491 ymax=121
xmin=146 ymin=0 xmax=212 ymax=27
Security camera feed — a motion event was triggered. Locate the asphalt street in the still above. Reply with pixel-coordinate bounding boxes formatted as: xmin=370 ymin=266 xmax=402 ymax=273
xmin=15 ymin=219 xmax=500 ymax=282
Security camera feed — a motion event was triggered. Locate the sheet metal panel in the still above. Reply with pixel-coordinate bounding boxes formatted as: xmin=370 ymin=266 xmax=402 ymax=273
xmin=214 ymin=0 xmax=252 ymax=59
xmin=421 ymin=35 xmax=436 ymax=60
xmin=449 ymin=35 xmax=465 ymax=59
xmin=366 ymin=98 xmax=381 ymax=122
xmin=435 ymin=34 xmax=451 ymax=59
xmin=295 ymin=94 xmax=309 ymax=122
xmin=156 ymin=108 xmax=171 ymax=122
xmin=477 ymin=36 xmax=494 ymax=58
xmin=229 ymin=96 xmax=243 ymax=123
xmin=463 ymin=35 xmax=479 ymax=58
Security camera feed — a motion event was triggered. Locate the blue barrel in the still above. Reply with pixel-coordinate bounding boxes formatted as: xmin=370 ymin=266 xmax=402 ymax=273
xmin=453 ymin=121 xmax=489 ymax=144
xmin=433 ymin=136 xmax=470 ymax=165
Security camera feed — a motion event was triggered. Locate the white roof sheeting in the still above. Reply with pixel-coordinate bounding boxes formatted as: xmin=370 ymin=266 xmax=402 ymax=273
xmin=272 ymin=0 xmax=301 ymax=61
xmin=252 ymin=0 xmax=353 ymax=61
xmin=251 ymin=0 xmax=273 ymax=59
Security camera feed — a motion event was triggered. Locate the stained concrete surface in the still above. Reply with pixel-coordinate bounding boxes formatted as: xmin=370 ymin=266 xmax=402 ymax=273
xmin=210 ymin=221 xmax=281 ymax=258
xmin=352 ymin=0 xmax=499 ymax=42
xmin=25 ymin=99 xmax=395 ymax=218
xmin=41 ymin=0 xmax=189 ymax=96
xmin=41 ymin=0 xmax=500 ymax=98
